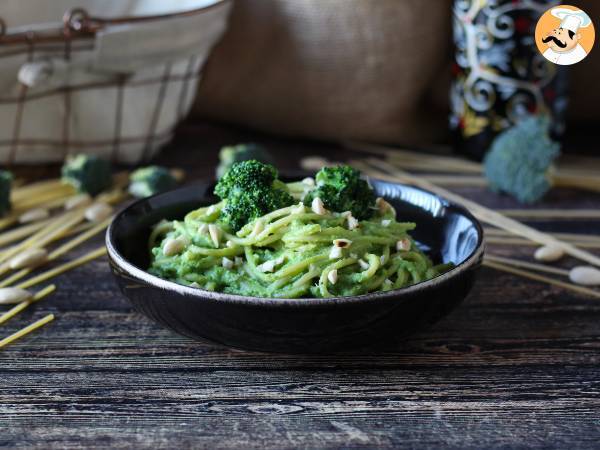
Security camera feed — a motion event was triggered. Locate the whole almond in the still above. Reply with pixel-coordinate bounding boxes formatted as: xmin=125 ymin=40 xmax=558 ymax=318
xmin=19 ymin=208 xmax=49 ymax=224
xmin=0 ymin=287 xmax=32 ymax=304
xmin=9 ymin=248 xmax=48 ymax=269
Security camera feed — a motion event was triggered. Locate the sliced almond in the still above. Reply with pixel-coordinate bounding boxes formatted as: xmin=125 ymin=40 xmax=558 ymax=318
xmin=396 ymin=238 xmax=411 ymax=251
xmin=329 ymin=246 xmax=343 ymax=259
xmin=258 ymin=260 xmax=276 ymax=273
xmin=381 ymin=219 xmax=391 ymax=227
xmin=311 ymin=197 xmax=327 ymax=215
xmin=302 ymin=177 xmax=315 ymax=187
xmin=327 ymin=269 xmax=338 ymax=285
xmin=358 ymin=259 xmax=369 ymax=270
xmin=198 ymin=223 xmax=208 ymax=235
xmin=234 ymin=256 xmax=243 ymax=266
xmin=19 ymin=207 xmax=50 ymax=224
xmin=346 ymin=214 xmax=359 ymax=230
xmin=163 ymin=238 xmax=185 ymax=256
xmin=85 ymin=202 xmax=113 ymax=222
xmin=222 ymin=257 xmax=234 ymax=269
xmin=9 ymin=248 xmax=48 ymax=269
xmin=0 ymin=287 xmax=32 ymax=305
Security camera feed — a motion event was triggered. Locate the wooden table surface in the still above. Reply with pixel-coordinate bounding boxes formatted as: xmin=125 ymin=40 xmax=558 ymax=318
xmin=2 ymin=123 xmax=599 ymax=449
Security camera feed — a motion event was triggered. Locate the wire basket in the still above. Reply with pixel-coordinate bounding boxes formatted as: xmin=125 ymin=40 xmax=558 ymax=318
xmin=0 ymin=0 xmax=231 ymax=165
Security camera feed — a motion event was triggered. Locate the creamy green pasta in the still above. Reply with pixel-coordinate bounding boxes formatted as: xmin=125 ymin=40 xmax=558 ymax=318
xmin=148 ymin=180 xmax=451 ymax=298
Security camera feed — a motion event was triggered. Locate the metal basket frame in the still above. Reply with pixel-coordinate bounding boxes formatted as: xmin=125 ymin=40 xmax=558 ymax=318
xmin=0 ymin=2 xmax=225 ymax=165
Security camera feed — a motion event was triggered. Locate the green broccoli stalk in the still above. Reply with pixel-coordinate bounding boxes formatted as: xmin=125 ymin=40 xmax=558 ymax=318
xmin=303 ymin=166 xmax=376 ymax=219
xmin=483 ymin=115 xmax=561 ymax=204
xmin=129 ymin=166 xmax=178 ymax=198
xmin=0 ymin=170 xmax=13 ymax=217
xmin=214 ymin=160 xmax=294 ymax=231
xmin=216 ymin=143 xmax=274 ymax=178
xmin=61 ymin=154 xmax=112 ymax=196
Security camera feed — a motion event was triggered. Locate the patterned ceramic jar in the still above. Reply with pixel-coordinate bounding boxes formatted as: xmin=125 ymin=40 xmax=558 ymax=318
xmin=450 ymin=0 xmax=567 ymax=160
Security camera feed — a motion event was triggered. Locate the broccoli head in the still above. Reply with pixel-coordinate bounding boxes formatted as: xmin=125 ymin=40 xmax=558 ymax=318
xmin=216 ymin=143 xmax=274 ymax=178
xmin=214 ymin=160 xmax=294 ymax=231
xmin=129 ymin=166 xmax=178 ymax=198
xmin=0 ymin=170 xmax=13 ymax=217
xmin=303 ymin=165 xmax=376 ymax=219
xmin=483 ymin=115 xmax=560 ymax=204
xmin=62 ymin=154 xmax=112 ymax=196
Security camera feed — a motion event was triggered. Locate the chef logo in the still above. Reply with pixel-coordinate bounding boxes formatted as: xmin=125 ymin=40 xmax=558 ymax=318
xmin=535 ymin=5 xmax=594 ymax=65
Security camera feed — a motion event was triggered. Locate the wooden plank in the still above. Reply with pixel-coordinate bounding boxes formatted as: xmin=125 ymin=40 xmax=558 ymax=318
xmin=1 ymin=124 xmax=599 ymax=449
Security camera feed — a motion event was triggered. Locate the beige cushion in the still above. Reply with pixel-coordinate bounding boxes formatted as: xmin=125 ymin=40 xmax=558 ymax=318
xmin=194 ymin=0 xmax=597 ymax=145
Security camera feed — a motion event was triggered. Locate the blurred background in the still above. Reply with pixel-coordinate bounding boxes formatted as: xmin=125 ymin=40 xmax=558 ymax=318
xmin=0 ymin=0 xmax=597 ymax=166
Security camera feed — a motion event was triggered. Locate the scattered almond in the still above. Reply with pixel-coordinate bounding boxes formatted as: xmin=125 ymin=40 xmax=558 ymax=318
xmin=329 ymin=246 xmax=343 ymax=259
xmin=569 ymin=266 xmax=600 ymax=286
xmin=534 ymin=244 xmax=564 ymax=262
xmin=222 ymin=257 xmax=234 ymax=269
xmin=358 ymin=259 xmax=369 ymax=270
xmin=208 ymin=224 xmax=221 ymax=248
xmin=8 ymin=248 xmax=48 ymax=269
xmin=0 ymin=287 xmax=32 ymax=304
xmin=19 ymin=207 xmax=50 ymax=224
xmin=163 ymin=238 xmax=185 ymax=256
xmin=311 ymin=197 xmax=327 ymax=215
xmin=327 ymin=269 xmax=338 ymax=285
xmin=258 ymin=260 xmax=276 ymax=273
xmin=64 ymin=193 xmax=92 ymax=211
xmin=85 ymin=202 xmax=113 ymax=222
xmin=396 ymin=238 xmax=411 ymax=251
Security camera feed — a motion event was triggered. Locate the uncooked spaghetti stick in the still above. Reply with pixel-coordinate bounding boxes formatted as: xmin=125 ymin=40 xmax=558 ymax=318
xmin=0 ymin=313 xmax=55 ymax=349
xmin=0 ymin=218 xmax=53 ymax=247
xmin=14 ymin=187 xmax=75 ymax=211
xmin=485 ymin=237 xmax=600 ymax=249
xmin=11 ymin=179 xmax=69 ymax=202
xmin=15 ymin=247 xmax=107 ymax=290
xmin=485 ymin=255 xmax=569 ymax=276
xmin=484 ymin=228 xmax=600 ymax=243
xmin=0 ymin=285 xmax=56 ymax=326
xmin=498 ymin=209 xmax=600 ymax=220
xmin=0 ymin=218 xmax=111 ymax=288
xmin=483 ymin=260 xmax=600 ymax=299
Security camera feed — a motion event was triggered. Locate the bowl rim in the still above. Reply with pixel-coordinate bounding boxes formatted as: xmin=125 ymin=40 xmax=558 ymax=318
xmin=106 ymin=179 xmax=485 ymax=308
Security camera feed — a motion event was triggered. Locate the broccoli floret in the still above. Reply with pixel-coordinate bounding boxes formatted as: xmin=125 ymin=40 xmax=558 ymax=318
xmin=483 ymin=115 xmax=560 ymax=204
xmin=215 ymin=159 xmax=278 ymax=198
xmin=303 ymin=166 xmax=376 ymax=219
xmin=214 ymin=160 xmax=294 ymax=231
xmin=129 ymin=166 xmax=178 ymax=198
xmin=62 ymin=154 xmax=112 ymax=196
xmin=216 ymin=143 xmax=274 ymax=178
xmin=0 ymin=170 xmax=13 ymax=216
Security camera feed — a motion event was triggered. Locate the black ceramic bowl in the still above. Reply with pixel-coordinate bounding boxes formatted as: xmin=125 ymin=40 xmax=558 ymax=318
xmin=107 ymin=179 xmax=484 ymax=353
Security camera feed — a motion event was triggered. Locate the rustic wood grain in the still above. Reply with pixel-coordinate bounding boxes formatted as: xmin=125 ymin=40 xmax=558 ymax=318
xmin=1 ymin=122 xmax=599 ymax=449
